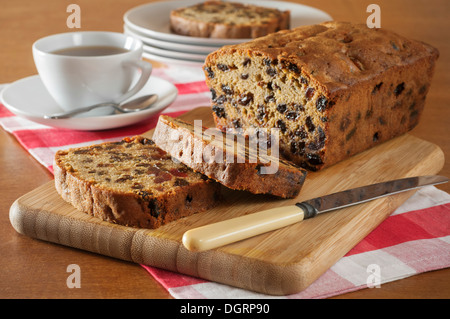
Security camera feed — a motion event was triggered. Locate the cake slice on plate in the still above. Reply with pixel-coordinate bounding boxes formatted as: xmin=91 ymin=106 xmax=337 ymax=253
xmin=170 ymin=1 xmax=290 ymax=39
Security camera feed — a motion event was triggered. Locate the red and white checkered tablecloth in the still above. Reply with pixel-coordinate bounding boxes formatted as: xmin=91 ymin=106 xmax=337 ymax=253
xmin=1 ymin=64 xmax=449 ymax=299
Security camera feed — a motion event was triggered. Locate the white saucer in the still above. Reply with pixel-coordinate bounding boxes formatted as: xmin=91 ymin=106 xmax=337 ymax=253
xmin=124 ymin=0 xmax=244 ymax=46
xmin=0 ymin=75 xmax=178 ymax=131
xmin=124 ymin=0 xmax=332 ymax=46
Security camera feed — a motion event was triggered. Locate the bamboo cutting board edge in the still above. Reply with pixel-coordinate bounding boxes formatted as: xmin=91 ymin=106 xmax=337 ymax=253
xmin=8 ymin=108 xmax=446 ymax=295
xmin=6 ymin=188 xmax=427 ymax=295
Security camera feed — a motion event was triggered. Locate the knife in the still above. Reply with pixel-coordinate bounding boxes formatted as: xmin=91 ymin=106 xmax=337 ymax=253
xmin=182 ymin=175 xmax=448 ymax=252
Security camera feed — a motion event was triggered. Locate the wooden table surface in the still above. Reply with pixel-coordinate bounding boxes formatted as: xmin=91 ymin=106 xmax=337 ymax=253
xmin=0 ymin=0 xmax=448 ymax=299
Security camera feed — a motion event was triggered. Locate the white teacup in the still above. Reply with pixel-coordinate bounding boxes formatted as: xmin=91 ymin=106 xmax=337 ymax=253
xmin=32 ymin=31 xmax=152 ymax=117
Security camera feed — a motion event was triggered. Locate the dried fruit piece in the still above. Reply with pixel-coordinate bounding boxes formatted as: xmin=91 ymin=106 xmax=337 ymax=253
xmin=238 ymin=92 xmax=254 ymax=106
xmin=394 ymin=82 xmax=405 ymax=96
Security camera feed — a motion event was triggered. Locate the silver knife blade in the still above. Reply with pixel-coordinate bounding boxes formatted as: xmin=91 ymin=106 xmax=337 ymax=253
xmin=296 ymin=175 xmax=449 ymax=219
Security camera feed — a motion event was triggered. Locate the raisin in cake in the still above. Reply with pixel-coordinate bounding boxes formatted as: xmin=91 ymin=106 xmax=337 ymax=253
xmin=170 ymin=1 xmax=290 ymax=39
xmin=53 ymin=136 xmax=221 ymax=229
xmin=203 ymin=21 xmax=439 ymax=171
xmin=152 ymin=115 xmax=307 ymax=198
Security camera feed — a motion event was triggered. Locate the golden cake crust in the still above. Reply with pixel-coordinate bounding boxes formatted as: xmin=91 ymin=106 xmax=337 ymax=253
xmin=211 ymin=21 xmax=438 ymax=92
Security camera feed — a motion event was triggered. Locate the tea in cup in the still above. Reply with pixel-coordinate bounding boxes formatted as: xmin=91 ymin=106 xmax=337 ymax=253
xmin=32 ymin=31 xmax=152 ymax=117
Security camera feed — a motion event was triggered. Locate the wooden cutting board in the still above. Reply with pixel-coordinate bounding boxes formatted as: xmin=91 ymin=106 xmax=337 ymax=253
xmin=9 ymin=107 xmax=445 ymax=295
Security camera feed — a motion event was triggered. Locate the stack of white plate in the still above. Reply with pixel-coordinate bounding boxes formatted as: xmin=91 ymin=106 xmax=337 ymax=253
xmin=123 ymin=0 xmax=332 ymax=65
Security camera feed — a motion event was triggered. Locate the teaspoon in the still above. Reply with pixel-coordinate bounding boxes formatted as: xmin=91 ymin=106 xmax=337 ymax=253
xmin=44 ymin=94 xmax=159 ymax=119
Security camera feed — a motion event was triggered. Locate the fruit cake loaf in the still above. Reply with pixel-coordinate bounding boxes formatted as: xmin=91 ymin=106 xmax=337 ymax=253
xmin=152 ymin=115 xmax=307 ymax=198
xmin=54 ymin=136 xmax=221 ymax=229
xmin=203 ymin=21 xmax=439 ymax=171
xmin=170 ymin=1 xmax=290 ymax=39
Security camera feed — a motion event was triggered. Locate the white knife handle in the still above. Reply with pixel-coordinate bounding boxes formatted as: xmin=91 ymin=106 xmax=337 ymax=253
xmin=182 ymin=205 xmax=312 ymax=252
